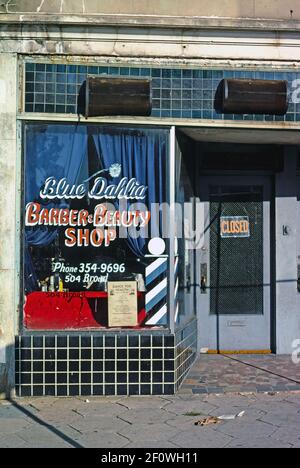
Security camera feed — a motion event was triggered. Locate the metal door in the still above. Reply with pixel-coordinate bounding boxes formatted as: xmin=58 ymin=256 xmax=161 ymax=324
xmin=197 ymin=176 xmax=272 ymax=352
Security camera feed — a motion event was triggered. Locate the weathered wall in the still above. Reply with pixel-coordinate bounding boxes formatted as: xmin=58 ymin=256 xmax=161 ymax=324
xmin=0 ymin=53 xmax=17 ymax=398
xmin=1 ymin=0 xmax=300 ymax=20
xmin=297 ymin=177 xmax=300 ymax=355
xmin=276 ymin=148 xmax=300 ymax=354
xmin=1 ymin=22 xmax=300 ymax=62
xmin=0 ymin=2 xmax=298 ymax=401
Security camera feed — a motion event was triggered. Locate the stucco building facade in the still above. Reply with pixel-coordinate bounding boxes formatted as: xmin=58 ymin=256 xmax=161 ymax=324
xmin=1 ymin=0 xmax=300 ymax=397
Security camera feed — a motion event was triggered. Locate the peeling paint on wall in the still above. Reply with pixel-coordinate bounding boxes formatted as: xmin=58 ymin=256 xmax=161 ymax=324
xmin=2 ymin=0 xmax=300 ymax=20
xmin=0 ymin=329 xmax=5 ymax=364
xmin=0 ymin=344 xmax=5 ymax=364
xmin=0 ymin=79 xmax=6 ymax=104
xmin=36 ymin=0 xmax=45 ymax=13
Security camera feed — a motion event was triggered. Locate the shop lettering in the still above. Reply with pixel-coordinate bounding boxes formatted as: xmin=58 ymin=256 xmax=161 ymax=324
xmin=40 ymin=176 xmax=147 ymax=201
xmin=52 ymin=261 xmax=126 ymax=275
xmin=46 ymin=292 xmax=86 ymax=299
xmin=221 ymin=220 xmax=249 ymax=234
xmin=90 ymin=177 xmax=147 ymax=200
xmin=25 ymin=203 xmax=150 ymax=229
xmin=40 ymin=177 xmax=86 ymax=199
xmin=93 ymin=204 xmax=150 ymax=228
xmin=220 ymin=216 xmax=250 ymax=238
xmin=65 ymin=228 xmax=116 ymax=248
xmin=25 ymin=202 xmax=150 ymax=248
xmin=25 ymin=203 xmax=91 ymax=227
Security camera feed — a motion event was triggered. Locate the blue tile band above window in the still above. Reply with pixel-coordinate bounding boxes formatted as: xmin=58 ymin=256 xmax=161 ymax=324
xmin=24 ymin=62 xmax=300 ymax=122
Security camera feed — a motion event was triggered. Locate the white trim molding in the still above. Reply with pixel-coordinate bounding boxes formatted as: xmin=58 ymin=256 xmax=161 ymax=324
xmin=1 ymin=15 xmax=300 ymax=61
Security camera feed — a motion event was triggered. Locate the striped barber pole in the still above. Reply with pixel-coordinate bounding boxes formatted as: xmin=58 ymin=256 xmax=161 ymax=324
xmin=144 ymin=257 xmax=168 ymax=325
xmin=174 ymin=256 xmax=180 ymax=324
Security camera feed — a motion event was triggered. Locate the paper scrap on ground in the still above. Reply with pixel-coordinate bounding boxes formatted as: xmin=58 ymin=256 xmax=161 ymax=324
xmin=195 ymin=412 xmax=245 ymax=426
xmin=194 ymin=416 xmax=220 ymax=426
xmin=218 ymin=411 xmax=246 ymax=421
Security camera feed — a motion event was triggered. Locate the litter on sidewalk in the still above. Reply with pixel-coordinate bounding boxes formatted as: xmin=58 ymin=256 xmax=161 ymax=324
xmin=194 ymin=411 xmax=245 ymax=426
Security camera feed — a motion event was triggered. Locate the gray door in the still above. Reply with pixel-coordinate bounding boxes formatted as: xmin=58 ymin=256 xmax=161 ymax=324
xmin=197 ymin=176 xmax=272 ymax=352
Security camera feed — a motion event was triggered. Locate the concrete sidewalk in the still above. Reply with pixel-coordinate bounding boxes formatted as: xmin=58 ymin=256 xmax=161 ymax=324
xmin=1 ymin=392 xmax=300 ymax=448
xmin=180 ymin=354 xmax=300 ymax=395
xmin=2 ymin=354 xmax=300 ymax=448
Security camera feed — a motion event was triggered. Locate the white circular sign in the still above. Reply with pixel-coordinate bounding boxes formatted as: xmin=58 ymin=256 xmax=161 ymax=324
xmin=148 ymin=238 xmax=166 ymax=256
xmin=174 ymin=237 xmax=178 ymax=256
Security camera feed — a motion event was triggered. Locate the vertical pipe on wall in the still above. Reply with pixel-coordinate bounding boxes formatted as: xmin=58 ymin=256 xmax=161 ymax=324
xmin=168 ymin=126 xmax=176 ymax=334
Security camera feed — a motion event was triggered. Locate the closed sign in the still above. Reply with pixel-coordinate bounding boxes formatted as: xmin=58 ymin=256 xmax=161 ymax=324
xmin=220 ymin=216 xmax=250 ymax=238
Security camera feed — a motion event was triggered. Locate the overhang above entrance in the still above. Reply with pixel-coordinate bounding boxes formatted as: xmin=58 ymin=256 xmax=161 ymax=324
xmin=179 ymin=126 xmax=300 ymax=145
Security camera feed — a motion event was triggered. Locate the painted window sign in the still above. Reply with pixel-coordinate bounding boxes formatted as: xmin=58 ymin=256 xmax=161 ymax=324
xmin=220 ymin=216 xmax=250 ymax=238
xmin=25 ymin=176 xmax=150 ymax=249
xmin=23 ymin=124 xmax=168 ymax=330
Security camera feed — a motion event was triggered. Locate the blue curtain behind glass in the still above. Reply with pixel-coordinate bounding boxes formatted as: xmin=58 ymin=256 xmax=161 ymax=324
xmin=24 ymin=124 xmax=167 ymax=292
xmin=91 ymin=127 xmax=167 ymax=257
xmin=25 ymin=124 xmax=88 ymax=291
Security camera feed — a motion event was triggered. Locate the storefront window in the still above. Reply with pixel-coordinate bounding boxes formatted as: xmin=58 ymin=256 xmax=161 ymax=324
xmin=23 ymin=123 xmax=169 ymax=330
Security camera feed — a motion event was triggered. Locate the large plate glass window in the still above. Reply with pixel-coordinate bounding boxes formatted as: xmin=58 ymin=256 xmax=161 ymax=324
xmin=23 ymin=123 xmax=169 ymax=330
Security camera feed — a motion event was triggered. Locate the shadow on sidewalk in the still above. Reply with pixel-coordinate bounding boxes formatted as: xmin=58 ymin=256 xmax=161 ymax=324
xmin=9 ymin=398 xmax=85 ymax=448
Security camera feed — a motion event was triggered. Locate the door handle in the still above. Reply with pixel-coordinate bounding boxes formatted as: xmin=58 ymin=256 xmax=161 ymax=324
xmin=201 ymin=263 xmax=207 ymax=294
xmin=201 ymin=275 xmax=207 ymax=293
xmin=187 ymin=277 xmax=191 ymax=293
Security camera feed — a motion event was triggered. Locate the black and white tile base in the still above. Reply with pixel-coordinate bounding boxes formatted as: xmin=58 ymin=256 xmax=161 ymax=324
xmin=175 ymin=320 xmax=198 ymax=391
xmin=16 ymin=322 xmax=197 ymax=397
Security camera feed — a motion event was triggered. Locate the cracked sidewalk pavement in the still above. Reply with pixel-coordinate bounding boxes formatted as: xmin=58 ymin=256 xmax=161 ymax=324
xmin=1 ymin=392 xmax=300 ymax=448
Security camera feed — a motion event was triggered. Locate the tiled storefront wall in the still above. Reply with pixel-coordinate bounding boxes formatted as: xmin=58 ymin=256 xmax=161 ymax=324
xmin=24 ymin=62 xmax=299 ymax=122
xmin=15 ymin=334 xmax=176 ymax=397
xmin=16 ymin=324 xmax=197 ymax=396
xmin=175 ymin=319 xmax=197 ymax=391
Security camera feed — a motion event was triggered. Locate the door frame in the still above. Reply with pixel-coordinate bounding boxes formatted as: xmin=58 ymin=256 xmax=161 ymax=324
xmin=195 ymin=169 xmax=276 ymax=354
